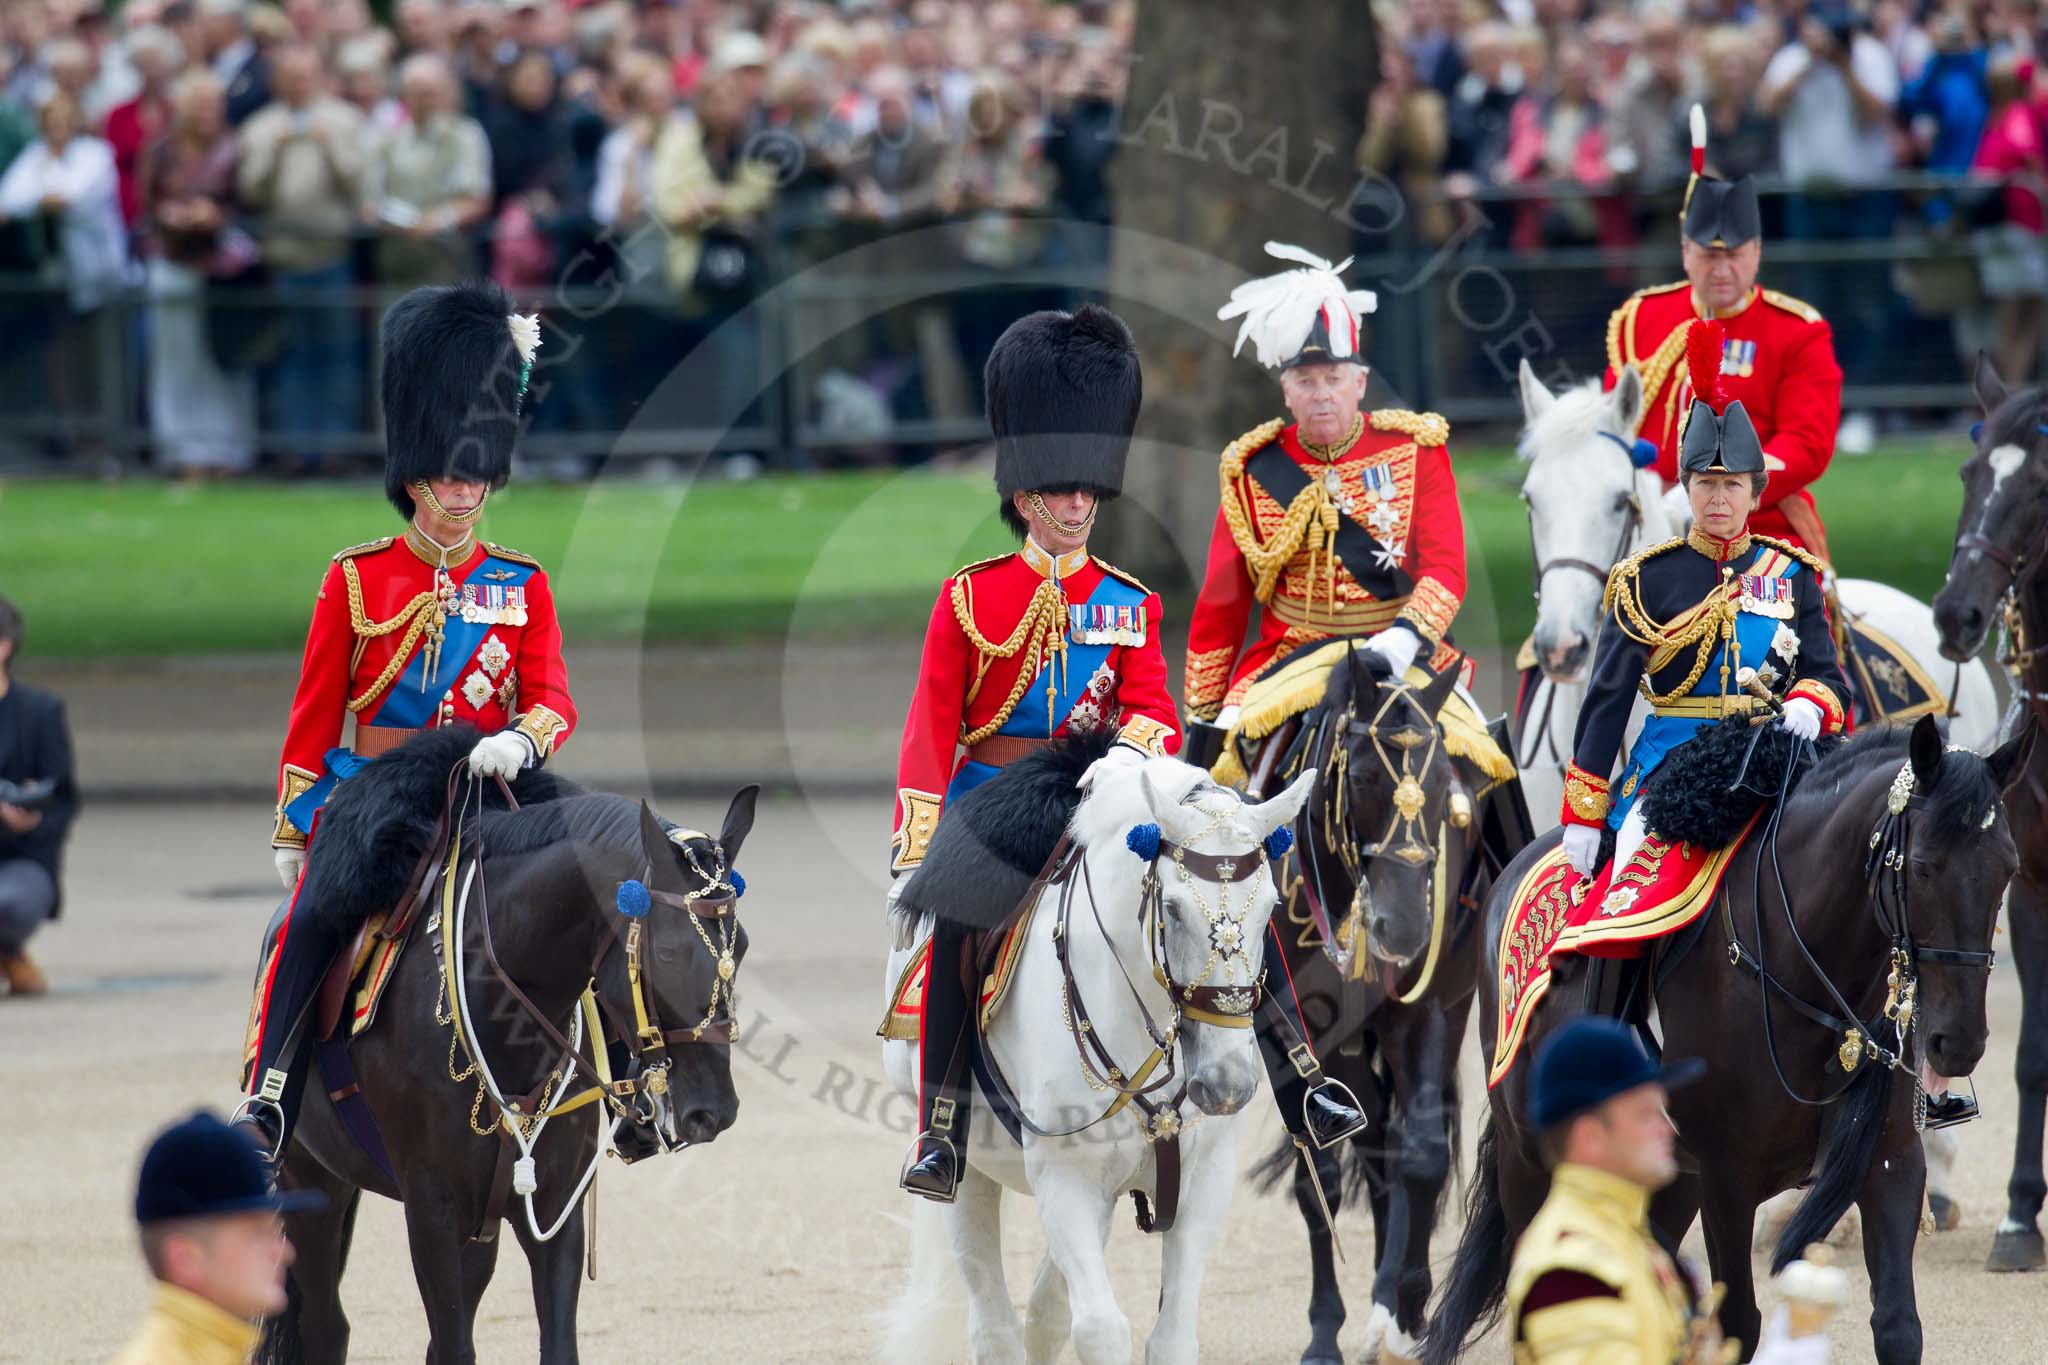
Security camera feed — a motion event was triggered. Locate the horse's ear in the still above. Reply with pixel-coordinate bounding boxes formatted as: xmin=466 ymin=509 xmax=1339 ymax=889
xmin=1975 ymin=351 xmax=2010 ymax=417
xmin=1987 ymin=721 xmax=2036 ymax=794
xmin=1249 ymin=768 xmax=1317 ymax=839
xmin=1140 ymin=767 xmax=1200 ymax=844
xmin=1909 ymin=714 xmax=1945 ymax=789
xmin=1612 ymin=364 xmax=1644 ymax=437
xmin=636 ymin=801 xmax=673 ymax=877
xmin=1412 ymin=657 xmax=1460 ymax=719
xmin=718 ymin=784 xmax=760 ymax=867
xmin=1518 ymin=358 xmax=1555 ymax=423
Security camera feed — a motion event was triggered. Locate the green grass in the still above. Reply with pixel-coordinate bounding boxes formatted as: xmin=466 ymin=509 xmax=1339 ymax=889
xmin=0 ymin=441 xmax=1976 ymax=659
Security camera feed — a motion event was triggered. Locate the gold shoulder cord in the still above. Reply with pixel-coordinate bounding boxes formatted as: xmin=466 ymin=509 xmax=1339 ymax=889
xmin=1217 ymin=418 xmax=1346 ymax=616
xmin=1608 ymin=292 xmax=1692 ymax=439
xmin=1604 ymin=552 xmax=1740 ymax=705
xmin=950 ymin=572 xmax=1070 ymax=744
xmin=342 ymin=559 xmax=441 ymax=715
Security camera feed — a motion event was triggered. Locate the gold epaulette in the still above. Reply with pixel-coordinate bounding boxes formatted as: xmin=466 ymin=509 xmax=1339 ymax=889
xmin=1219 ymin=418 xmax=1287 ymax=481
xmin=1760 ymin=287 xmax=1822 ymax=324
xmin=951 ymin=552 xmax=1010 ymax=581
xmin=1369 ymin=408 xmax=1449 ymax=448
xmin=1604 ymin=281 xmax=1687 ymax=370
xmin=481 ymin=541 xmax=543 ymax=569
xmin=1600 ymin=536 xmax=1684 ymax=615
xmin=331 ymin=536 xmax=396 ymax=562
xmin=1750 ymin=533 xmax=1825 ymax=577
xmin=1091 ymin=557 xmax=1151 ymax=595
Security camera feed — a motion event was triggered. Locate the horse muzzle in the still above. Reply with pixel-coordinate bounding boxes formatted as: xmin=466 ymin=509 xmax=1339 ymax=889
xmin=1187 ymin=1055 xmax=1260 ymax=1117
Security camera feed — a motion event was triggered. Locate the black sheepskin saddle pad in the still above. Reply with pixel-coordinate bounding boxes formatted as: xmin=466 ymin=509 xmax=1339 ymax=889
xmin=894 ymin=729 xmax=1117 ymax=932
xmin=1639 ymin=715 xmax=1843 ymax=848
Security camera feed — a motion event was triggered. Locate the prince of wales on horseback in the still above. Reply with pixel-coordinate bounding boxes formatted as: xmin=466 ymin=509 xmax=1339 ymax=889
xmin=885 ymin=304 xmax=1179 ymax=1204
xmin=235 ymin=282 xmax=577 ymax=1159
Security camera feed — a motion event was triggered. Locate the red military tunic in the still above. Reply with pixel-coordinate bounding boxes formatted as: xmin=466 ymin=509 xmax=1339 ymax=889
xmin=1604 ymin=280 xmax=1841 ymax=559
xmin=891 ymin=540 xmax=1180 ymax=873
xmin=270 ymin=526 xmax=578 ymax=849
xmin=1185 ymin=410 xmax=1467 ymax=721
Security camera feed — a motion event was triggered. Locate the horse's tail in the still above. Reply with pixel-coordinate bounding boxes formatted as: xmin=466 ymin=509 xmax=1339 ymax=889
xmin=1421 ymin=1117 xmax=1511 ymax=1365
xmin=876 ymin=1197 xmax=967 ymax=1364
xmin=1772 ymin=1058 xmax=1893 ymax=1273
xmin=254 ymin=1269 xmax=306 ymax=1365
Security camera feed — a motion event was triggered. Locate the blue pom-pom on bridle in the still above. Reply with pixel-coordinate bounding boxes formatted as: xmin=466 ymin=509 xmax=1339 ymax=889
xmin=1596 ymin=430 xmax=1661 ymax=469
xmin=616 ymin=879 xmax=652 ymax=918
xmin=1264 ymin=827 xmax=1294 ymax=860
xmin=729 ymin=868 xmax=746 ymax=897
xmin=1126 ymin=823 xmax=1162 ymax=860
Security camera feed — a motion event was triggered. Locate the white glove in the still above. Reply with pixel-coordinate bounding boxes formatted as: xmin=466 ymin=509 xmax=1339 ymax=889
xmin=1081 ymin=743 xmax=1145 ymax=789
xmin=1751 ymin=1306 xmax=1833 ymax=1365
xmin=274 ymin=847 xmax=306 ymax=891
xmin=1562 ymin=824 xmax=1603 ymax=878
xmin=1779 ymin=697 xmax=1823 ymax=741
xmin=468 ymin=730 xmax=533 ymax=779
xmin=1360 ymin=626 xmax=1422 ymax=678
xmin=1213 ymin=704 xmax=1242 ymax=731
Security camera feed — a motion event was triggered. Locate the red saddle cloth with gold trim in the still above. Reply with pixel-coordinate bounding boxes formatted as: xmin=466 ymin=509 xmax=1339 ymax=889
xmin=1486 ymin=813 xmax=1762 ymax=1088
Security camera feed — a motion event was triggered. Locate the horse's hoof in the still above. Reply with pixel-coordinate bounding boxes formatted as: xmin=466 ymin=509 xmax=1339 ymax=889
xmin=1928 ymin=1192 xmax=1961 ymax=1232
xmin=1987 ymin=1225 xmax=2047 ymax=1272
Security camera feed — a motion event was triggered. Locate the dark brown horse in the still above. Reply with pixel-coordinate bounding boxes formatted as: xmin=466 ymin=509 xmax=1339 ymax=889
xmin=1426 ymin=715 xmax=2024 ymax=1365
xmin=1254 ymin=652 xmax=1520 ymax=1364
xmin=1934 ymin=354 xmax=2048 ymax=1272
xmin=255 ymin=734 xmax=758 ymax=1364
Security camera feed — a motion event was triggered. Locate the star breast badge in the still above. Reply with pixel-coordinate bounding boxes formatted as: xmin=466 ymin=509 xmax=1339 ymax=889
xmin=477 ymin=634 xmax=511 ymax=678
xmin=461 ymin=670 xmax=495 ymax=709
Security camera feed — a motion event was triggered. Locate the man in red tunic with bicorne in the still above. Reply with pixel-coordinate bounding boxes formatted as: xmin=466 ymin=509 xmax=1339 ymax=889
xmin=892 ymin=306 xmax=1179 ymax=1203
xmin=233 ymin=283 xmax=577 ymax=1160
xmin=1186 ymin=243 xmax=1468 ymax=763
xmin=1604 ymin=105 xmax=1843 ymax=561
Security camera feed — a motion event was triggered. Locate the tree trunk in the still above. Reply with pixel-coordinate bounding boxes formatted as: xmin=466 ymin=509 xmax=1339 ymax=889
xmin=1104 ymin=5 xmax=1378 ymax=597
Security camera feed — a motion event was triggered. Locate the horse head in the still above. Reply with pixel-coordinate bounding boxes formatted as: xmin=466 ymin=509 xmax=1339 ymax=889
xmin=1518 ymin=360 xmax=1665 ymax=684
xmin=597 ymin=786 xmax=758 ymax=1149
xmin=1080 ymin=755 xmax=1313 ymax=1120
xmin=1321 ymin=646 xmax=1463 ymax=969
xmin=1890 ymin=716 xmax=2027 ymax=1079
xmin=1935 ymin=354 xmax=2048 ymax=660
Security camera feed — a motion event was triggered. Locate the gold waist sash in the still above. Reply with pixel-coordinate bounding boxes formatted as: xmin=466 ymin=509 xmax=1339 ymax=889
xmin=1266 ymin=591 xmax=1406 ymax=634
xmin=1648 ymin=693 xmax=1761 ymax=720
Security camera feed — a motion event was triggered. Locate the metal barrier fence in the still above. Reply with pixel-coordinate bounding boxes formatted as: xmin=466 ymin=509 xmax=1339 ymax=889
xmin=0 ymin=175 xmax=2020 ymax=471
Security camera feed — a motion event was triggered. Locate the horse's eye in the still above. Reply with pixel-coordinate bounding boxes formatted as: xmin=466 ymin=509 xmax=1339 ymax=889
xmin=655 ymin=944 xmax=681 ymax=964
xmin=1613 ymin=492 xmax=1633 ymax=513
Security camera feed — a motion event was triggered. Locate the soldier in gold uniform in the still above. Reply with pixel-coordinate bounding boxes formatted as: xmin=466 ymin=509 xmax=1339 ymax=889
xmin=1506 ymin=1017 xmax=1832 ymax=1363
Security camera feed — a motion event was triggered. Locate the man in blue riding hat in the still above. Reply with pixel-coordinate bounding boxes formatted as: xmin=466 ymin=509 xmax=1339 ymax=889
xmin=1506 ymin=1018 xmax=1838 ymax=1362
xmin=114 ymin=1109 xmax=325 ymax=1365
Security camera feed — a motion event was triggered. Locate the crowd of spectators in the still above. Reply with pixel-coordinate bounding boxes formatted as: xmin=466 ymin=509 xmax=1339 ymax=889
xmin=1 ymin=0 xmax=2045 ymax=472
xmin=0 ymin=0 xmax=1131 ymax=472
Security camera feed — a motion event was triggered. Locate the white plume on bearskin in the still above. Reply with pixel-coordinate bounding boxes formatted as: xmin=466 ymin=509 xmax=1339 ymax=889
xmin=1217 ymin=241 xmax=1379 ymax=369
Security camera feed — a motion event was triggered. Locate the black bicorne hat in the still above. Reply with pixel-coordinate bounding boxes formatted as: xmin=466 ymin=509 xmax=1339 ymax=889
xmin=380 ymin=281 xmax=531 ymax=519
xmin=1677 ymin=317 xmax=1765 ymax=475
xmin=1680 ymin=103 xmax=1761 ymax=248
xmin=986 ymin=304 xmax=1141 ymax=503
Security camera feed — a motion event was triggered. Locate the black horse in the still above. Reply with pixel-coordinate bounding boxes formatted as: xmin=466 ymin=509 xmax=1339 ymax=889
xmin=1254 ymin=652 xmax=1520 ymax=1364
xmin=1934 ymin=354 xmax=2048 ymax=1272
xmin=253 ymin=728 xmax=759 ymax=1364
xmin=1425 ymin=715 xmax=2024 ymax=1365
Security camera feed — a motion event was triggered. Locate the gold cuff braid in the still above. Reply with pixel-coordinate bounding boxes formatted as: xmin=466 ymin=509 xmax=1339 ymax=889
xmin=1396 ymin=575 xmax=1461 ymax=646
xmin=1184 ymin=645 xmax=1236 ymax=719
xmin=1562 ymin=763 xmax=1612 ymax=825
xmin=272 ymin=763 xmax=318 ymax=848
xmin=1115 ymin=715 xmax=1174 ymax=757
xmin=514 ymin=705 xmax=569 ymax=761
xmin=891 ymin=788 xmax=942 ymax=871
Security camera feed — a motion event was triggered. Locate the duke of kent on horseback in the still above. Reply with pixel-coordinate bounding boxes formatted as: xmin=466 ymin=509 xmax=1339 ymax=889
xmin=1426 ymin=316 xmax=2029 ymax=1365
xmin=1172 ymin=243 xmax=1536 ymax=1365
xmin=223 ymin=281 xmax=761 ymax=1363
xmin=875 ymin=304 xmax=1317 ymax=1365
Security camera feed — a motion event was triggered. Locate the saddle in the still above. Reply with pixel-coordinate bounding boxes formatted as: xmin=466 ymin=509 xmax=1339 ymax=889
xmin=878 ymin=892 xmax=1041 ymax=1043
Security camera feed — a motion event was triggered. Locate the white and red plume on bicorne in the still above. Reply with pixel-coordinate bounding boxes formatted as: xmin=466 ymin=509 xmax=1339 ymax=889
xmin=1217 ymin=241 xmax=1379 ymax=370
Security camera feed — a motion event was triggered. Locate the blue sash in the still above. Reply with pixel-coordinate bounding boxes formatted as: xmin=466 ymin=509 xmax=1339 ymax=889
xmin=283 ymin=554 xmax=535 ymax=837
xmin=1609 ymin=556 xmax=1800 ymax=829
xmin=944 ymin=572 xmax=1149 ymax=802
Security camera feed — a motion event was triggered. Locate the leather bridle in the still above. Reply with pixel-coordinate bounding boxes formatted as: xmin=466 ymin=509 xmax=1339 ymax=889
xmin=1526 ymin=430 xmax=1645 ymax=600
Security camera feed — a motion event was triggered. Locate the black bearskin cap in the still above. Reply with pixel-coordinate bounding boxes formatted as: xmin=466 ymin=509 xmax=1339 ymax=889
xmin=381 ymin=281 xmax=526 ymax=518
xmin=986 ymin=305 xmax=1141 ymax=521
